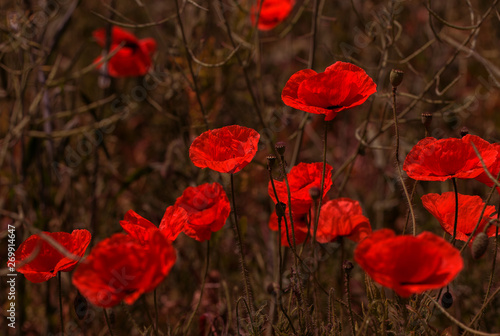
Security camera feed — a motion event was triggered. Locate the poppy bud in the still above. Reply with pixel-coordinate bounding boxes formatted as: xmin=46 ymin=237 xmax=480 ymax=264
xmin=390 ymin=69 xmax=404 ymax=87
xmin=267 ymin=155 xmax=277 ymax=170
xmin=343 ymin=260 xmax=354 ymax=273
xmin=73 ymin=291 xmax=88 ymax=320
xmin=421 ymin=113 xmax=432 ymax=129
xmin=471 ymin=232 xmax=489 ymax=259
xmin=275 ymin=142 xmax=286 ymax=156
xmin=441 ymin=291 xmax=453 ymax=309
xmin=460 ymin=127 xmax=469 ymax=138
xmin=275 ymin=202 xmax=286 ymax=218
xmin=309 ymin=186 xmax=321 ymax=200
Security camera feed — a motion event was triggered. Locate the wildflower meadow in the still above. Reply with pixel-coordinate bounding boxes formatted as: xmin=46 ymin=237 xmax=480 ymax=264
xmin=2 ymin=0 xmax=500 ymax=335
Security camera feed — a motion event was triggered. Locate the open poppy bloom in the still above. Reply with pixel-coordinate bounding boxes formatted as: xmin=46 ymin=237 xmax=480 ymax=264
xmin=15 ymin=229 xmax=91 ymax=283
xmin=72 ymin=223 xmax=176 ymax=307
xmin=93 ymin=27 xmax=156 ymax=77
xmin=250 ymin=0 xmax=294 ymax=31
xmin=189 ymin=125 xmax=260 ymax=174
xmin=281 ymin=61 xmax=377 ymax=121
xmin=316 ymin=198 xmax=372 ymax=243
xmin=268 ymin=162 xmax=333 ymax=214
xmin=174 ymin=182 xmax=231 ymax=242
xmin=268 ymin=210 xmax=309 ymax=246
xmin=354 ymin=229 xmax=463 ymax=298
xmin=475 ymin=143 xmax=500 ymax=190
xmin=403 ymin=135 xmax=497 ymax=181
xmin=421 ymin=192 xmax=497 ymax=242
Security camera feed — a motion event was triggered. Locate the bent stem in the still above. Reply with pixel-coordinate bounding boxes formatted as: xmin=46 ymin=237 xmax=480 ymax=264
xmin=230 ymin=173 xmax=255 ymax=319
xmin=392 ymin=86 xmax=416 ymax=235
xmin=184 ymin=240 xmax=210 ymax=334
xmin=58 ymin=272 xmax=64 ymax=336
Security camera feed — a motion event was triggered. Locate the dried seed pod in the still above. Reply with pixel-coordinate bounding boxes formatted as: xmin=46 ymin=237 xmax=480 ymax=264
xmin=421 ymin=113 xmax=432 ymax=129
xmin=460 ymin=127 xmax=469 ymax=138
xmin=275 ymin=142 xmax=286 ymax=156
xmin=441 ymin=291 xmax=453 ymax=309
xmin=343 ymin=260 xmax=354 ymax=273
xmin=309 ymin=186 xmax=321 ymax=200
xmin=73 ymin=291 xmax=88 ymax=320
xmin=471 ymin=232 xmax=489 ymax=259
xmin=267 ymin=155 xmax=277 ymax=170
xmin=390 ymin=69 xmax=404 ymax=87
xmin=275 ymin=202 xmax=287 ymax=218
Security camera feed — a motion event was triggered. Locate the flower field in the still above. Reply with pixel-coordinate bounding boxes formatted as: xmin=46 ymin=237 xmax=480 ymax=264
xmin=1 ymin=0 xmax=500 ymax=335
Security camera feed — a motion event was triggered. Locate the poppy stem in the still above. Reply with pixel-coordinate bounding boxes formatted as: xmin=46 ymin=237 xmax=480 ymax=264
xmin=230 ymin=173 xmax=255 ymax=319
xmin=174 ymin=0 xmax=209 ymax=131
xmin=184 ymin=240 xmax=210 ymax=334
xmin=154 ymin=289 xmax=159 ymax=336
xmin=103 ymin=308 xmax=115 ymax=336
xmin=451 ymin=177 xmax=459 ymax=244
xmin=392 ymin=85 xmax=416 ymax=235
xmin=58 ymin=272 xmax=64 ymax=336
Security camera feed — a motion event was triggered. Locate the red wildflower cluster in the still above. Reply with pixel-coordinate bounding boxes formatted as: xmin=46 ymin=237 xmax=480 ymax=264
xmin=281 ymin=61 xmax=377 ymax=121
xmin=93 ymin=27 xmax=156 ymax=77
xmin=72 ymin=211 xmax=176 ymax=307
xmin=250 ymin=0 xmax=294 ymax=31
xmin=268 ymin=162 xmax=333 ymax=245
xmin=421 ymin=192 xmax=497 ymax=242
xmin=403 ymin=135 xmax=497 ymax=181
xmin=354 ymin=229 xmax=463 ymax=297
xmin=15 ymin=230 xmax=91 ymax=283
xmin=189 ymin=125 xmax=260 ymax=174
xmin=316 ymin=198 xmax=371 ymax=243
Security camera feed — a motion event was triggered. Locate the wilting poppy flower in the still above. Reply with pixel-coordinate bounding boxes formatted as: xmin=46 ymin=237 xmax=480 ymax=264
xmin=93 ymin=27 xmax=156 ymax=77
xmin=316 ymin=198 xmax=372 ymax=243
xmin=189 ymin=125 xmax=260 ymax=174
xmin=15 ymin=229 xmax=91 ymax=283
xmin=268 ymin=162 xmax=333 ymax=214
xmin=354 ymin=229 xmax=463 ymax=298
xmin=268 ymin=210 xmax=309 ymax=246
xmin=403 ymin=135 xmax=497 ymax=181
xmin=281 ymin=61 xmax=377 ymax=121
xmin=159 ymin=205 xmax=189 ymax=241
xmin=72 ymin=227 xmax=176 ymax=307
xmin=250 ymin=0 xmax=294 ymax=31
xmin=175 ymin=182 xmax=231 ymax=242
xmin=475 ymin=143 xmax=500 ymax=189
xmin=421 ymin=192 xmax=497 ymax=242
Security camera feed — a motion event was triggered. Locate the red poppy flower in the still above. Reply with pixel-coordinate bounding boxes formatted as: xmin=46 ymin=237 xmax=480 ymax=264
xmin=159 ymin=205 xmax=189 ymax=241
xmin=281 ymin=61 xmax=377 ymax=121
xmin=189 ymin=125 xmax=260 ymax=174
xmin=316 ymin=198 xmax=372 ymax=243
xmin=120 ymin=209 xmax=157 ymax=242
xmin=175 ymin=182 xmax=231 ymax=242
xmin=421 ymin=192 xmax=497 ymax=242
xmin=403 ymin=135 xmax=497 ymax=181
xmin=268 ymin=162 xmax=333 ymax=214
xmin=15 ymin=229 xmax=91 ymax=283
xmin=475 ymin=143 xmax=500 ymax=189
xmin=250 ymin=0 xmax=294 ymax=31
xmin=93 ymin=27 xmax=156 ymax=77
xmin=268 ymin=210 xmax=309 ymax=246
xmin=72 ymin=228 xmax=176 ymax=307
xmin=354 ymin=229 xmax=463 ymax=298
